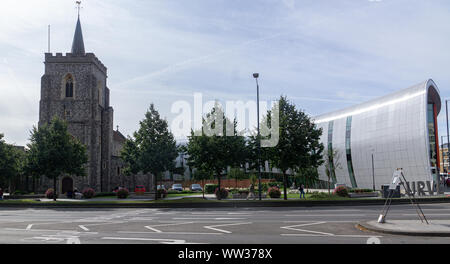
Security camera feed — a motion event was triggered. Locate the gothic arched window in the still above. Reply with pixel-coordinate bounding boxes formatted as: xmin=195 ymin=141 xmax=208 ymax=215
xmin=65 ymin=76 xmax=74 ymax=98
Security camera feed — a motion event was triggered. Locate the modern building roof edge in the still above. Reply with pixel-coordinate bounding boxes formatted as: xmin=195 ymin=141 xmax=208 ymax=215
xmin=314 ymin=79 xmax=441 ymax=124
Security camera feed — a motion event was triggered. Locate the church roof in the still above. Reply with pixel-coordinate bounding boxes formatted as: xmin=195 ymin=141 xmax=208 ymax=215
xmin=71 ymin=17 xmax=85 ymax=56
xmin=113 ymin=130 xmax=126 ymax=143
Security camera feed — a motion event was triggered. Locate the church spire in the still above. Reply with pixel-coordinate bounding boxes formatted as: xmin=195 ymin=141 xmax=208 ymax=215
xmin=71 ymin=1 xmax=85 ymax=56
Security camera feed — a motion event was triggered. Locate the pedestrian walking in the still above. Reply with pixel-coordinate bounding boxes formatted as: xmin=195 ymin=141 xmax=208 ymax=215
xmin=299 ymin=184 xmax=305 ymax=199
xmin=247 ymin=183 xmax=256 ymax=200
xmin=0 ymin=188 xmax=3 ymax=200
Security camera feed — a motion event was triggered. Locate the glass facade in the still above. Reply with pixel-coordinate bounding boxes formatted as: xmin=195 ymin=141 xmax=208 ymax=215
xmin=346 ymin=116 xmax=357 ymax=188
xmin=427 ymin=103 xmax=439 ymax=177
xmin=314 ymin=80 xmax=441 ymax=189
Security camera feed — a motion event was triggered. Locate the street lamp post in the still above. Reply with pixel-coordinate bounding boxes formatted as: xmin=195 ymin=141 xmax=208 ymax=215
xmin=441 ymin=135 xmax=445 ymax=172
xmin=372 ymin=153 xmax=375 ymax=191
xmin=446 ymin=100 xmax=450 ymax=176
xmin=253 ymin=73 xmax=262 ymax=201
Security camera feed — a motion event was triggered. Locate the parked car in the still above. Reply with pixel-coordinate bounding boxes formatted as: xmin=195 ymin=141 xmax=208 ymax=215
xmin=157 ymin=185 xmax=167 ymax=190
xmin=171 ymin=184 xmax=183 ymax=192
xmin=190 ymin=184 xmax=203 ymax=192
xmin=134 ymin=185 xmax=146 ymax=193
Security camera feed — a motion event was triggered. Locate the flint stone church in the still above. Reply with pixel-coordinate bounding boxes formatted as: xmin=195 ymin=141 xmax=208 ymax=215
xmin=38 ymin=15 xmax=152 ymax=194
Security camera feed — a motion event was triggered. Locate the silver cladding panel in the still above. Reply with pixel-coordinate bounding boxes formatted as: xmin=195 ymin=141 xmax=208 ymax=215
xmin=314 ymin=79 xmax=441 ymax=189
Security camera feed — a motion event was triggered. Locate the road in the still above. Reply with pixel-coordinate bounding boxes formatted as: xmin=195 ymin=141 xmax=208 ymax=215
xmin=1 ymin=203 xmax=450 ymax=244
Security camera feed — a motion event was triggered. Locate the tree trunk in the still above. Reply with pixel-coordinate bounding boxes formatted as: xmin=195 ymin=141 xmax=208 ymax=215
xmin=32 ymin=177 xmax=35 ymax=193
xmin=147 ymin=174 xmax=151 ymax=197
xmin=283 ymin=172 xmax=288 ymax=201
xmin=202 ymin=179 xmax=205 ymax=200
xmin=154 ymin=173 xmax=158 ymax=201
xmin=328 ymin=176 xmax=331 ymax=196
xmin=217 ymin=172 xmax=221 ymax=200
xmin=53 ymin=177 xmax=57 ymax=202
xmin=25 ymin=175 xmax=29 ymax=193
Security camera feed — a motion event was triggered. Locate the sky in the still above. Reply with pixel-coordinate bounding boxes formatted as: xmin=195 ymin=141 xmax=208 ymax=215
xmin=2 ymin=0 xmax=450 ymax=146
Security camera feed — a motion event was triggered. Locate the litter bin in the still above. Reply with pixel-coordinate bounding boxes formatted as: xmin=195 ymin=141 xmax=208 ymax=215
xmin=381 ymin=185 xmax=400 ymax=198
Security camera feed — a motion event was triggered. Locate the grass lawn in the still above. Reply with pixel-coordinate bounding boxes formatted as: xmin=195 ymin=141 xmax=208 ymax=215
xmin=166 ymin=193 xmax=203 ymax=198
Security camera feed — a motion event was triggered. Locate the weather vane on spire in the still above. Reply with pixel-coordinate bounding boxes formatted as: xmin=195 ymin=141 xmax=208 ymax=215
xmin=76 ymin=1 xmax=82 ymax=17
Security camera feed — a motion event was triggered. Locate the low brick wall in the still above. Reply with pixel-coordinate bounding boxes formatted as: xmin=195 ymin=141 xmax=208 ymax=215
xmin=178 ymin=179 xmax=275 ymax=189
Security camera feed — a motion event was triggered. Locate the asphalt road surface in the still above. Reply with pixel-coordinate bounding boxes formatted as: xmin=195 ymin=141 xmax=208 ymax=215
xmin=1 ymin=203 xmax=450 ymax=244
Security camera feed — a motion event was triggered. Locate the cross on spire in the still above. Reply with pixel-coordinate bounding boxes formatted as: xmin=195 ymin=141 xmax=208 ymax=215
xmin=76 ymin=1 xmax=82 ymax=17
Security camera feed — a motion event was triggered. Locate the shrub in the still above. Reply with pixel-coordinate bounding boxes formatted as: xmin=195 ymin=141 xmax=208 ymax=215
xmin=45 ymin=188 xmax=57 ymax=199
xmin=258 ymin=183 xmax=269 ymax=192
xmin=12 ymin=190 xmax=28 ymax=195
xmin=117 ymin=188 xmax=129 ymax=199
xmin=215 ymin=188 xmax=229 ymax=199
xmin=205 ymin=184 xmax=219 ymax=194
xmin=82 ymin=188 xmax=95 ymax=199
xmin=334 ymin=186 xmax=349 ymax=197
xmin=268 ymin=182 xmax=282 ymax=188
xmin=349 ymin=188 xmax=373 ymax=193
xmin=309 ymin=191 xmax=330 ymax=199
xmin=157 ymin=189 xmax=168 ymax=198
xmin=268 ymin=187 xmax=281 ymax=198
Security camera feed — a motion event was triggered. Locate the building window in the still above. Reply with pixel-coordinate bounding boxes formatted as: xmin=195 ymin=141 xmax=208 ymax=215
xmin=65 ymin=76 xmax=74 ymax=98
xmin=346 ymin=116 xmax=357 ymax=188
xmin=427 ymin=103 xmax=439 ymax=174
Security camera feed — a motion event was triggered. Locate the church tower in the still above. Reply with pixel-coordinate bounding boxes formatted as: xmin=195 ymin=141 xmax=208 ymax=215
xmin=39 ymin=13 xmax=113 ymax=193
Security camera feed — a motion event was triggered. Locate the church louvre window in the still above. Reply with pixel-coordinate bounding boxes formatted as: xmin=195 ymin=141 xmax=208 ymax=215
xmin=65 ymin=75 xmax=74 ymax=98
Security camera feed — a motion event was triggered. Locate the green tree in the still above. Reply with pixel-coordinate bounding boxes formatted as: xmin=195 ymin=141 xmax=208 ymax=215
xmin=192 ymin=169 xmax=213 ymax=199
xmin=294 ymin=167 xmax=320 ymax=190
xmin=121 ymin=104 xmax=178 ymax=200
xmin=186 ymin=104 xmax=247 ymax=200
xmin=0 ymin=134 xmax=25 ymax=192
xmin=228 ymin=167 xmax=246 ymax=188
xmin=324 ymin=148 xmax=342 ymax=195
xmin=27 ymin=117 xmax=88 ymax=201
xmin=261 ymin=96 xmax=324 ymax=200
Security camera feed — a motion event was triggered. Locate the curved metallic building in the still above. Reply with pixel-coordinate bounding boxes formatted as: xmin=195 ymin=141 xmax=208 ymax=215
xmin=314 ymin=79 xmax=441 ymax=189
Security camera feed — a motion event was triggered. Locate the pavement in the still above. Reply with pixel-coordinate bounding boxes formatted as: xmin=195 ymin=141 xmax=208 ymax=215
xmin=358 ymin=220 xmax=450 ymax=237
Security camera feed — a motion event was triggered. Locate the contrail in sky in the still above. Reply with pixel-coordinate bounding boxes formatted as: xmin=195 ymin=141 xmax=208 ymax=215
xmin=116 ymin=32 xmax=286 ymax=88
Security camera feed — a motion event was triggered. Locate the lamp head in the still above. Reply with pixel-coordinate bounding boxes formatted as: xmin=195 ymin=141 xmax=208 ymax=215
xmin=253 ymin=73 xmax=259 ymax=79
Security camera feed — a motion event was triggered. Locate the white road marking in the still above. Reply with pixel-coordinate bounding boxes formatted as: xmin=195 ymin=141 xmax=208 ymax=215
xmin=79 ymin=225 xmax=89 ymax=231
xmin=5 ymin=228 xmax=98 ymax=234
xmin=173 ymin=218 xmax=246 ymax=220
xmin=280 ymin=222 xmax=334 ymax=236
xmin=281 ymin=234 xmax=383 ymax=238
xmin=128 ymin=217 xmax=154 ymax=221
xmin=101 ymin=237 xmax=187 ymax=244
xmin=283 ymin=221 xmax=355 ymax=223
xmin=145 ymin=221 xmax=194 ymax=232
xmin=284 ymin=214 xmax=366 ymax=217
xmin=26 ymin=224 xmax=33 ymax=230
xmin=204 ymin=222 xmax=252 ymax=234
xmin=301 ymin=209 xmax=363 ymax=212
xmin=145 ymin=226 xmax=162 ymax=233
xmin=280 ymin=222 xmax=382 ymax=238
xmin=118 ymin=231 xmax=222 ymax=235
xmin=402 ymin=213 xmax=450 ymax=216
